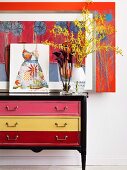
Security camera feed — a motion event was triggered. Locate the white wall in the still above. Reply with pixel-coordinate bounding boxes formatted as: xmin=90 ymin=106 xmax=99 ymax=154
xmin=87 ymin=0 xmax=127 ymax=165
xmin=0 ymin=0 xmax=127 ymax=166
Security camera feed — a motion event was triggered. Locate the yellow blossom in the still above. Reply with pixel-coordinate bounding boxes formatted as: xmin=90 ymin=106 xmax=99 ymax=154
xmin=43 ymin=1 xmax=122 ymax=67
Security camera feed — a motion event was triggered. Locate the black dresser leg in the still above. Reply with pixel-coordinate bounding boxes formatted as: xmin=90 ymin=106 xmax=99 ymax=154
xmin=81 ymin=152 xmax=86 ymax=170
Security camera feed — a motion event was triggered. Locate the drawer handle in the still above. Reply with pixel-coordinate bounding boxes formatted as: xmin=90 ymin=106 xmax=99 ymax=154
xmin=6 ymin=106 xmax=18 ymax=111
xmin=55 ymin=123 xmax=67 ymax=127
xmin=55 ymin=135 xmax=68 ymax=141
xmin=6 ymin=135 xmax=19 ymax=141
xmin=6 ymin=122 xmax=18 ymax=127
xmin=54 ymin=106 xmax=68 ymax=112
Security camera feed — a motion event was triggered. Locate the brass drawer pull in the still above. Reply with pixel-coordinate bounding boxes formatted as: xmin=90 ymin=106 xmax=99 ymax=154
xmin=56 ymin=135 xmax=68 ymax=141
xmin=6 ymin=106 xmax=18 ymax=111
xmin=6 ymin=122 xmax=18 ymax=127
xmin=54 ymin=106 xmax=68 ymax=112
xmin=6 ymin=135 xmax=19 ymax=141
xmin=55 ymin=123 xmax=67 ymax=127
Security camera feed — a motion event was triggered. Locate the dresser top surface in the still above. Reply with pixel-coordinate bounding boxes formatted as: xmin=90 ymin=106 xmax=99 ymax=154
xmin=0 ymin=93 xmax=87 ymax=101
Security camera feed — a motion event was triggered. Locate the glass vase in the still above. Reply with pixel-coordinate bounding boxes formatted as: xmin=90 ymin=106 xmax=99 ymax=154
xmin=59 ymin=58 xmax=73 ymax=95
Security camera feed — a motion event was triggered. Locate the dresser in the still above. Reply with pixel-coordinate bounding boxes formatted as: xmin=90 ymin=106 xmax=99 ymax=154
xmin=0 ymin=94 xmax=87 ymax=170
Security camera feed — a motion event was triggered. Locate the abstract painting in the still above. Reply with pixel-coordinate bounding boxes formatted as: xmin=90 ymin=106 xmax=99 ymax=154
xmin=95 ymin=4 xmax=115 ymax=92
xmin=0 ymin=2 xmax=115 ymax=92
xmin=0 ymin=13 xmax=93 ymax=92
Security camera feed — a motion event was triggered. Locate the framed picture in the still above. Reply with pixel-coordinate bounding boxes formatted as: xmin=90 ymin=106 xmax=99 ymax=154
xmin=0 ymin=7 xmax=93 ymax=92
xmin=0 ymin=2 xmax=115 ymax=92
xmin=9 ymin=43 xmax=49 ymax=93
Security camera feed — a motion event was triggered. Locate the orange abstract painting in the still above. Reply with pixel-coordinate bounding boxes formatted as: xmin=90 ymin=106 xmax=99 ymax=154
xmin=0 ymin=2 xmax=115 ymax=92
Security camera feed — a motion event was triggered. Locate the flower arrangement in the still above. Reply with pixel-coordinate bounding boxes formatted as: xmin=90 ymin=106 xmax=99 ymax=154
xmin=43 ymin=0 xmax=122 ymax=93
xmin=53 ymin=50 xmax=73 ymax=92
xmin=44 ymin=1 xmax=122 ymax=67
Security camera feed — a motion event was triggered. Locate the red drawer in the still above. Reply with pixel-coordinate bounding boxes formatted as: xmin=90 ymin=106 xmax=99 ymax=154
xmin=0 ymin=101 xmax=80 ymax=116
xmin=0 ymin=133 xmax=2 ymax=143
xmin=0 ymin=131 xmax=80 ymax=146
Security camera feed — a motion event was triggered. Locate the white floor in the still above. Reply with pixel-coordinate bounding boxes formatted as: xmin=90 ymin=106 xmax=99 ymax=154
xmin=0 ymin=166 xmax=127 ymax=170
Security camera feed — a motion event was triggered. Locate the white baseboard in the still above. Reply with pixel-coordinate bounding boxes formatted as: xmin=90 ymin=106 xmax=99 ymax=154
xmin=0 ymin=156 xmax=81 ymax=166
xmin=1 ymin=156 xmax=127 ymax=166
xmin=1 ymin=150 xmax=127 ymax=166
xmin=86 ymin=155 xmax=127 ymax=166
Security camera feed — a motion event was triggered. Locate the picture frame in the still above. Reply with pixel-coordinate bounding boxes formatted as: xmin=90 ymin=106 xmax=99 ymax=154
xmin=9 ymin=43 xmax=49 ymax=93
xmin=0 ymin=2 xmax=115 ymax=92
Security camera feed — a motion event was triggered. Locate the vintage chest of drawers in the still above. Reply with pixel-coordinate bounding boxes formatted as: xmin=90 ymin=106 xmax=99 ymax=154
xmin=0 ymin=94 xmax=87 ymax=170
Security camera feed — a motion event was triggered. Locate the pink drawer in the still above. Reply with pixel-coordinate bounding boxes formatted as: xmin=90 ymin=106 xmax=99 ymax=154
xmin=0 ymin=131 xmax=80 ymax=147
xmin=0 ymin=101 xmax=80 ymax=116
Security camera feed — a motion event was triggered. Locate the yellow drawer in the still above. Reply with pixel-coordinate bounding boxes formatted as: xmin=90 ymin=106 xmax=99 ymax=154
xmin=0 ymin=116 xmax=80 ymax=131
